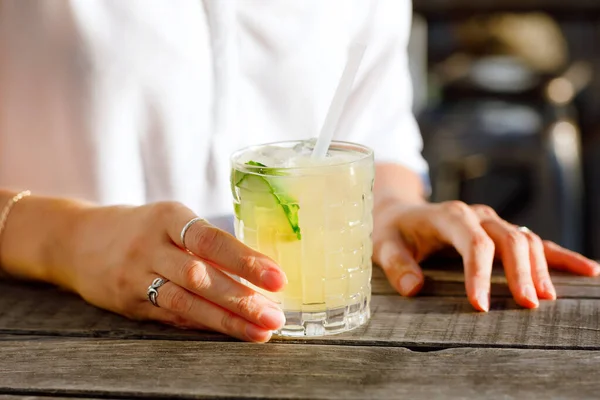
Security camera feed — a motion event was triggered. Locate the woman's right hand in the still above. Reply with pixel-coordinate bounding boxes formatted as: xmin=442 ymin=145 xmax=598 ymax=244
xmin=66 ymin=201 xmax=287 ymax=343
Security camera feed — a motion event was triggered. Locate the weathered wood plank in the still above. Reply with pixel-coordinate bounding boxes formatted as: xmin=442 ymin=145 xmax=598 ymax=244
xmin=338 ymin=295 xmax=600 ymax=349
xmin=0 ymin=396 xmax=97 ymax=400
xmin=2 ymin=281 xmax=600 ymax=349
xmin=0 ymin=281 xmax=228 ymax=341
xmin=1 ymin=339 xmax=599 ymax=400
xmin=371 ymin=263 xmax=600 ymax=298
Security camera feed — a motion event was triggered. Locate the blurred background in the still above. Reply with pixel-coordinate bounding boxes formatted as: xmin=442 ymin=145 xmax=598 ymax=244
xmin=408 ymin=0 xmax=600 ymax=258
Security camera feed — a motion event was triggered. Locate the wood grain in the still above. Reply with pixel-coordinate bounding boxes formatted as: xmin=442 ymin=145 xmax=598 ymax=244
xmin=371 ymin=266 xmax=600 ymax=298
xmin=2 ymin=280 xmax=600 ymax=349
xmin=1 ymin=339 xmax=599 ymax=400
xmin=0 ymin=397 xmax=96 ymax=400
xmin=0 ymin=281 xmax=227 ymax=341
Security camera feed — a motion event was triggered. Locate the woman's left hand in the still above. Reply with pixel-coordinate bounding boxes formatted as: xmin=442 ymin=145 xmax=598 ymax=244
xmin=372 ymin=199 xmax=600 ymax=311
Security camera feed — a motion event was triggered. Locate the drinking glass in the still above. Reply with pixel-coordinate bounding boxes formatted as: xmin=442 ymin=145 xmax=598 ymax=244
xmin=230 ymin=140 xmax=374 ymax=336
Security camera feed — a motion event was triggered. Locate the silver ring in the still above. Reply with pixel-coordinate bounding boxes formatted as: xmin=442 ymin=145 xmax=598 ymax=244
xmin=147 ymin=277 xmax=168 ymax=307
xmin=180 ymin=217 xmax=205 ymax=254
xmin=517 ymin=226 xmax=532 ymax=233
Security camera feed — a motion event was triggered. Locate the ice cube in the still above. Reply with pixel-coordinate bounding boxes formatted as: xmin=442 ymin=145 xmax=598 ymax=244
xmin=292 ymin=139 xmax=316 ymax=157
xmin=237 ymin=140 xmax=363 ymax=169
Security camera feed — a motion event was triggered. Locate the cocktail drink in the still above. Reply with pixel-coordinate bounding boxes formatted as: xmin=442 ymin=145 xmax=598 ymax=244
xmin=230 ymin=140 xmax=374 ymax=336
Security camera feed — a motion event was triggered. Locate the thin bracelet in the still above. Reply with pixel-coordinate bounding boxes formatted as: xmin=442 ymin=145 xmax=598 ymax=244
xmin=0 ymin=191 xmax=32 ymax=273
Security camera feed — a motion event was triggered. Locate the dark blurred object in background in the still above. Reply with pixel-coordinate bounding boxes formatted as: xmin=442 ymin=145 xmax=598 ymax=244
xmin=411 ymin=1 xmax=600 ymax=257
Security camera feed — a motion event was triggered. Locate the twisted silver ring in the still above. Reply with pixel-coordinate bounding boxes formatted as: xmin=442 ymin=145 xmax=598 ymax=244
xmin=147 ymin=277 xmax=168 ymax=307
xmin=180 ymin=217 xmax=205 ymax=254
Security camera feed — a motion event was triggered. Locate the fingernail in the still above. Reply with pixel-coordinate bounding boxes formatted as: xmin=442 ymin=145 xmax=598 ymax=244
xmin=260 ymin=267 xmax=287 ymax=290
xmin=477 ymin=291 xmax=490 ymax=312
xmin=398 ymin=273 xmax=421 ymax=296
xmin=522 ymin=285 xmax=539 ymax=308
xmin=542 ymin=280 xmax=557 ymax=300
xmin=245 ymin=324 xmax=271 ymax=342
xmin=592 ymin=264 xmax=600 ymax=276
xmin=259 ymin=306 xmax=286 ymax=330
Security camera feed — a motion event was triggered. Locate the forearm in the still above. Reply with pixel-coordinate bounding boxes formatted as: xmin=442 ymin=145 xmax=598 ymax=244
xmin=0 ymin=189 xmax=91 ymax=290
xmin=374 ymin=163 xmax=428 ymax=209
xmin=0 ymin=165 xmax=427 ymax=288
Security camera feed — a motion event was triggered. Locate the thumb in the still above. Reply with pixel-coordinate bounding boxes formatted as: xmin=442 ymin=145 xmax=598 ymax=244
xmin=374 ymin=237 xmax=424 ymax=297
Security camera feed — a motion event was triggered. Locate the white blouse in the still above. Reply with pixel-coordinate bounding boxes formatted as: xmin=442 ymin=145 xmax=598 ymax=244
xmin=0 ymin=0 xmax=427 ymax=219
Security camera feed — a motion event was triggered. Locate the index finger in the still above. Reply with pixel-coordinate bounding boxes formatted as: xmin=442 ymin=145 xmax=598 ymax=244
xmin=165 ymin=205 xmax=287 ymax=292
xmin=430 ymin=202 xmax=495 ymax=312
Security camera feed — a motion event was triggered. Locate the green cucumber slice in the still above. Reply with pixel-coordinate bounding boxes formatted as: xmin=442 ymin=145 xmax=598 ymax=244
xmin=233 ymin=161 xmax=301 ymax=240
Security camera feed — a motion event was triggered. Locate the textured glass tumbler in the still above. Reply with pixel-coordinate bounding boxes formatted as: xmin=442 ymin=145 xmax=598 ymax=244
xmin=230 ymin=141 xmax=374 ymax=337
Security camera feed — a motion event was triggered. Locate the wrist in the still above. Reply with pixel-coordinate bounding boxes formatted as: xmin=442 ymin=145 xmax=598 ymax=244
xmin=0 ymin=191 xmax=94 ymax=291
xmin=374 ymin=189 xmax=426 ymax=208
xmin=374 ymin=163 xmax=428 ymax=208
xmin=45 ymin=201 xmax=98 ymax=292
xmin=373 ymin=192 xmax=427 ymax=223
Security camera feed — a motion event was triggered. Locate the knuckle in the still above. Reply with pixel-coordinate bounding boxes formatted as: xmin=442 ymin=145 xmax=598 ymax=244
xmin=194 ymin=225 xmax=225 ymax=255
xmin=469 ymin=267 xmax=491 ymax=281
xmin=166 ymin=289 xmax=193 ymax=315
xmin=505 ymin=230 xmax=528 ymax=249
xmin=443 ymin=201 xmax=471 ymax=217
xmin=379 ymin=251 xmax=412 ymax=273
xmin=183 ymin=260 xmax=211 ymax=292
xmin=152 ymin=201 xmax=182 ymax=222
xmin=220 ymin=311 xmax=238 ymax=333
xmin=381 ymin=253 xmax=402 ymax=271
xmin=237 ymin=254 xmax=259 ymax=276
xmin=526 ymin=232 xmax=544 ymax=248
xmin=472 ymin=204 xmax=497 ymax=219
xmin=470 ymin=234 xmax=495 ymax=254
xmin=233 ymin=293 xmax=258 ymax=316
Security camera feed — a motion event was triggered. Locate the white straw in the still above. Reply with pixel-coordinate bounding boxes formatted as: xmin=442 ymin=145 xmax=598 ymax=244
xmin=312 ymin=43 xmax=366 ymax=158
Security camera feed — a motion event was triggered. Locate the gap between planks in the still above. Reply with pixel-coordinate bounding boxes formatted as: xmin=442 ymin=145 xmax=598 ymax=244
xmin=2 ymin=339 xmax=600 ymax=400
xmin=2 ymin=281 xmax=600 ymax=349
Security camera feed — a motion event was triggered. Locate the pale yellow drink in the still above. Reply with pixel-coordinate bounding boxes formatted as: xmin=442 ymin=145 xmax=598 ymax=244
xmin=231 ymin=140 xmax=374 ymax=336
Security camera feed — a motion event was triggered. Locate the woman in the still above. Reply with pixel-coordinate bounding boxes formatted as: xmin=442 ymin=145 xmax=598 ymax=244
xmin=0 ymin=0 xmax=597 ymax=343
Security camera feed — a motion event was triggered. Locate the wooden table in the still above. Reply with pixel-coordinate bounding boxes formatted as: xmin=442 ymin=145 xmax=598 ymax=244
xmin=1 ymin=261 xmax=600 ymax=399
